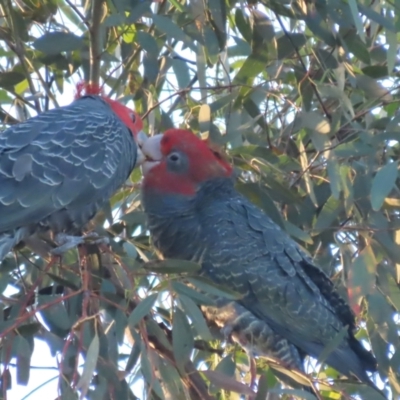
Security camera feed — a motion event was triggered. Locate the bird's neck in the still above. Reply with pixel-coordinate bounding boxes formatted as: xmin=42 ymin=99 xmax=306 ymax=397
xmin=143 ymin=177 xmax=236 ymax=261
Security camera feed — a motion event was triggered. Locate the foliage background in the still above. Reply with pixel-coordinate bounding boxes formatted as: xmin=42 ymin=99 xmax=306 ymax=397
xmin=0 ymin=0 xmax=399 ymax=399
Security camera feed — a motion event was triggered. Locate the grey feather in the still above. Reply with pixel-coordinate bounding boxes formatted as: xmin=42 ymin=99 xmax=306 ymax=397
xmin=142 ymin=177 xmax=377 ymax=385
xmin=0 ymin=96 xmax=138 ymax=261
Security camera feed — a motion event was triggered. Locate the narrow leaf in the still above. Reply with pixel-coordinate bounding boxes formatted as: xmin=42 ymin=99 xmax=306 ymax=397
xmin=179 ymin=294 xmax=213 ymax=340
xmin=371 ymin=161 xmax=398 ymax=211
xmin=143 ymin=259 xmax=201 ymax=274
xmin=187 ymin=277 xmax=242 ymax=299
xmin=202 ymin=370 xmax=254 ymax=395
xmin=171 ymin=281 xmax=216 ymax=306
xmin=172 ymin=308 xmax=194 ymax=372
xmin=77 ymin=334 xmax=99 ymax=395
xmin=199 ymin=104 xmax=211 ymax=134
xmin=33 ymin=32 xmax=83 ymax=55
xmin=128 ymin=293 xmax=158 ymax=327
xmin=317 ymin=326 xmax=348 ymax=367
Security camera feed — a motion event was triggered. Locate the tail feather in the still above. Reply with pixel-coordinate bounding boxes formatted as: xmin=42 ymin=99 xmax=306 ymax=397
xmin=0 ymin=228 xmax=28 ymax=262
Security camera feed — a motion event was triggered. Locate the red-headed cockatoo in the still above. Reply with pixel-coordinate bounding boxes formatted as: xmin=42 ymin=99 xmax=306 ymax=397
xmin=0 ymin=82 xmax=146 ymax=260
xmin=140 ymin=129 xmax=377 ymax=387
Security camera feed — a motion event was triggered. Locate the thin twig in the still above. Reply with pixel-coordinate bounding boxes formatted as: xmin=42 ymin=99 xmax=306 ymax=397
xmin=89 ymin=0 xmax=105 ymax=85
xmin=65 ymin=0 xmax=90 ymax=28
xmin=274 ymin=12 xmax=331 ymax=122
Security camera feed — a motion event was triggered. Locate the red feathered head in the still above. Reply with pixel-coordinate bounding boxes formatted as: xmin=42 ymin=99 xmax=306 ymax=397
xmin=74 ymin=81 xmax=144 ymax=137
xmin=141 ymin=129 xmax=233 ymax=196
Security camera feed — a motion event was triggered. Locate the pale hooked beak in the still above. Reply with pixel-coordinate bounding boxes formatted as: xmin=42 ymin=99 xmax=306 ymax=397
xmin=135 ymin=130 xmax=148 ymax=166
xmin=140 ymin=134 xmax=163 ymax=176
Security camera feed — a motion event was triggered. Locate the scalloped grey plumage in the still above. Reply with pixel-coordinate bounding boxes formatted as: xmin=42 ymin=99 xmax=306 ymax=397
xmin=142 ymin=177 xmax=377 ymax=385
xmin=0 ymin=96 xmax=138 ymax=260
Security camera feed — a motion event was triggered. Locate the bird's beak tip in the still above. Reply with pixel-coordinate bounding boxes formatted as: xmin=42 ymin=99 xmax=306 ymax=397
xmin=137 ymin=130 xmax=148 ymax=147
xmin=134 ymin=130 xmax=148 ymax=166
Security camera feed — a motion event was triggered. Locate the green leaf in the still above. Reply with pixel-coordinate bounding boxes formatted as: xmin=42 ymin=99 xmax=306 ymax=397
xmin=198 ymin=104 xmax=211 ymax=133
xmin=203 ymin=26 xmax=220 ymax=65
xmin=158 ymin=359 xmax=187 ymax=399
xmin=141 ymin=347 xmax=165 ymax=399
xmin=0 ymin=71 xmax=26 ymax=89
xmin=171 ymin=281 xmax=216 ymax=306
xmin=15 ymin=336 xmax=31 ymax=385
xmin=178 ymin=294 xmax=213 ymax=340
xmin=283 ymin=220 xmax=313 ymax=244
xmin=313 ymin=195 xmax=342 ymax=232
xmin=304 ymin=11 xmax=336 ymax=46
xmin=326 ymin=154 xmax=341 ymax=199
xmin=370 ymin=161 xmax=398 ymax=211
xmin=202 ymin=369 xmax=254 ymax=395
xmin=137 ymin=31 xmax=159 ymax=56
xmin=125 ymin=331 xmax=141 ymax=373
xmin=368 ymin=291 xmax=398 ymax=344
xmin=317 ymin=326 xmax=349 ymax=368
xmin=356 ymin=75 xmax=392 ymax=102
xmin=172 ymin=308 xmax=194 ymax=373
xmin=232 ymin=54 xmax=267 ymax=86
xmin=77 ymin=334 xmax=99 ymax=395
xmin=277 ymin=34 xmax=306 ymax=59
xmin=254 ymin=372 xmax=269 ymax=400
xmin=152 ymin=15 xmax=195 ymax=51
xmin=252 ymin=10 xmax=275 ymax=41
xmin=347 ymin=246 xmax=376 ymax=312
xmin=386 ymin=31 xmax=396 ymax=74
xmin=187 ymin=277 xmax=242 ymax=300
xmin=348 ymin=0 xmax=365 ymax=41
xmin=340 ymin=28 xmax=370 ymax=64
xmin=207 ymin=0 xmax=226 ymax=35
xmin=143 ymin=259 xmax=201 ymax=274
xmin=269 ymin=388 xmax=318 ymax=400
xmin=128 ymin=293 xmax=158 ymax=327
xmin=235 ymin=9 xmax=251 ymax=43
xmin=172 ymin=58 xmax=191 ymax=89
xmin=146 ymin=319 xmax=173 ymax=351
xmin=298 ymin=139 xmax=317 ymax=207
xmin=33 ymin=32 xmax=83 ymax=55
xmin=37 ymin=295 xmax=72 ymax=336
xmin=301 ymin=111 xmax=331 ymax=151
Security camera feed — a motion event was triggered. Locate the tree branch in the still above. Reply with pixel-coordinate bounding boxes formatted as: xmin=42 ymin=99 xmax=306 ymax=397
xmin=89 ymin=0 xmax=105 ymax=86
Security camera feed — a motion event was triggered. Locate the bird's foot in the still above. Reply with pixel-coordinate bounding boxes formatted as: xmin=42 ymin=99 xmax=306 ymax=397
xmin=51 ymin=232 xmax=109 ymax=254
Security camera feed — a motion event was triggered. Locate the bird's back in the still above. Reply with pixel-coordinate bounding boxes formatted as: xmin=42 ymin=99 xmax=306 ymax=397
xmin=0 ymin=96 xmax=137 ymax=255
xmin=145 ymin=177 xmax=376 ymax=382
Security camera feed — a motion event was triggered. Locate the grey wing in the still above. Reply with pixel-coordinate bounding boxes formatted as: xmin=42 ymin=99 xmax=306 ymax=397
xmin=206 ymin=198 xmax=339 ymax=344
xmin=205 ymin=198 xmax=369 ymax=379
xmin=0 ymin=97 xmax=136 ymax=233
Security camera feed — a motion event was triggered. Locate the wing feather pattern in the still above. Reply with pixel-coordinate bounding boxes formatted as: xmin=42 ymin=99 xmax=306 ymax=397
xmin=0 ymin=96 xmax=137 ymax=238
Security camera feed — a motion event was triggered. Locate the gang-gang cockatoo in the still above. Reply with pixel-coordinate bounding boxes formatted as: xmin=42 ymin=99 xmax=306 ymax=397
xmin=0 ymin=82 xmax=147 ymax=260
xmin=140 ymin=129 xmax=377 ymax=388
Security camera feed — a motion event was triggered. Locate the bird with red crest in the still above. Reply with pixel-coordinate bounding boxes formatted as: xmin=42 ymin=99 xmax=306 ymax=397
xmin=0 ymin=81 xmax=147 ymax=261
xmin=140 ymin=129 xmax=379 ymax=394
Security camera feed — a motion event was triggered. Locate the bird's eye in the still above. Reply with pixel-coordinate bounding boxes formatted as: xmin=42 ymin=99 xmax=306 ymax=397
xmin=130 ymin=112 xmax=136 ymax=123
xmin=168 ymin=152 xmax=180 ymax=162
xmin=167 ymin=151 xmax=188 ymax=173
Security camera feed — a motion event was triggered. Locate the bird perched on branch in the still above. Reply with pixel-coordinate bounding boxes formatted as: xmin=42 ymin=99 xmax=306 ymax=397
xmin=0 ymin=82 xmax=146 ymax=261
xmin=140 ymin=129 xmax=378 ymax=388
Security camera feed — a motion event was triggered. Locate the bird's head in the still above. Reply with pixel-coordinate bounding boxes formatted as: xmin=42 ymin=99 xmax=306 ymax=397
xmin=141 ymin=129 xmax=233 ymax=196
xmin=75 ymin=82 xmax=147 ymax=160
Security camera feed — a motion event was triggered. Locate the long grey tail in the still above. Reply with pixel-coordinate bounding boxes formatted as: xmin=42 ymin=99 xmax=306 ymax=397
xmin=0 ymin=228 xmax=27 ymax=262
